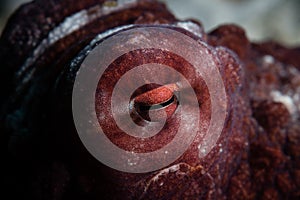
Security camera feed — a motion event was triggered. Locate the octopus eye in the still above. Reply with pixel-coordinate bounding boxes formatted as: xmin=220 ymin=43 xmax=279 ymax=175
xmin=71 ymin=24 xmax=228 ymax=175
xmin=9 ymin=0 xmax=300 ymax=199
xmin=131 ymin=84 xmax=179 ymax=122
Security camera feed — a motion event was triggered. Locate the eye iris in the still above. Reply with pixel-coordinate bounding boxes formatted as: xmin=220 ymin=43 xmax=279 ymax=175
xmin=133 ymin=84 xmax=179 ymax=122
xmin=134 ymin=85 xmax=174 ymax=106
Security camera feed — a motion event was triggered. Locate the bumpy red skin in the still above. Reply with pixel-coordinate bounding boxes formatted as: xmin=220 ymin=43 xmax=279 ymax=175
xmin=1 ymin=0 xmax=300 ymax=200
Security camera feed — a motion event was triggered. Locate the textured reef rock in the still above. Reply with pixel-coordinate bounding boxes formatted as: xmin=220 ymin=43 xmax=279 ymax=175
xmin=0 ymin=0 xmax=299 ymax=199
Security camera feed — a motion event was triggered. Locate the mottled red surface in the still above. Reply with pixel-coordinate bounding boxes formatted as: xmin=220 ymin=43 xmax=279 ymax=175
xmin=134 ymin=85 xmax=175 ymax=106
xmin=0 ymin=0 xmax=299 ymax=200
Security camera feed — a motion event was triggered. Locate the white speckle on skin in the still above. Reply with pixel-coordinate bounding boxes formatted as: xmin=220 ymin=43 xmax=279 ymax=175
xmin=127 ymin=151 xmax=140 ymax=166
xmin=263 ymin=55 xmax=274 ymax=65
xmin=198 ymin=143 xmax=208 ymax=158
xmin=270 ymin=90 xmax=297 ymax=114
xmin=200 ymin=148 xmax=206 ymax=154
xmin=175 ymin=21 xmax=203 ymax=38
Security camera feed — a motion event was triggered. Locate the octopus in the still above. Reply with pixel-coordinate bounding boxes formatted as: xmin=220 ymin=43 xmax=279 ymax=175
xmin=0 ymin=0 xmax=299 ymax=199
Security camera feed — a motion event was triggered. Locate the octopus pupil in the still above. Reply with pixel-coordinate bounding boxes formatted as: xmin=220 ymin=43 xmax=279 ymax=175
xmin=138 ymin=95 xmax=176 ymax=111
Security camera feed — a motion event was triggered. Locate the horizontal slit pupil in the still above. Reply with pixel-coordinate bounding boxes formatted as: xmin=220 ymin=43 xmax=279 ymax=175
xmin=138 ymin=95 xmax=176 ymax=111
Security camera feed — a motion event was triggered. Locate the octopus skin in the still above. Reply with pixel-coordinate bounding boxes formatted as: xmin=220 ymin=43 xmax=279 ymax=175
xmin=0 ymin=0 xmax=300 ymax=199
